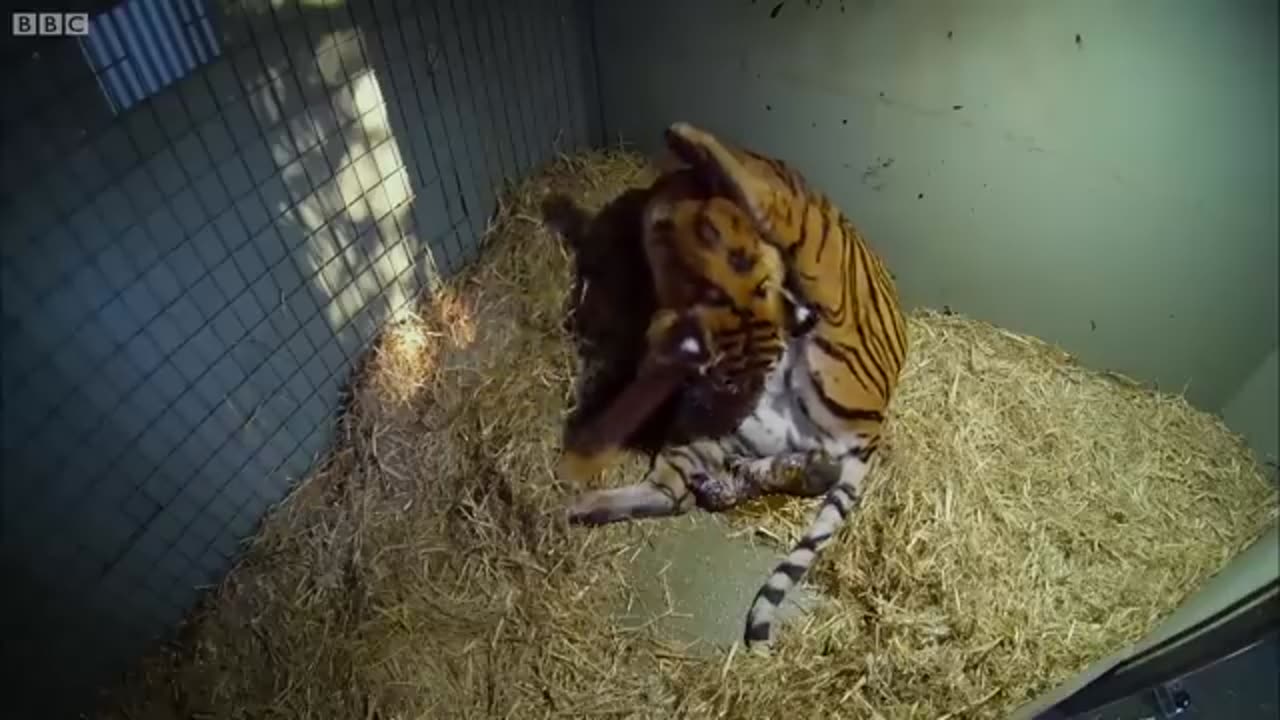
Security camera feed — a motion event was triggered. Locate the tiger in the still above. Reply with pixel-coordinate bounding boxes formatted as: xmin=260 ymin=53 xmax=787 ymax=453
xmin=544 ymin=170 xmax=816 ymax=476
xmin=557 ymin=122 xmax=909 ymax=650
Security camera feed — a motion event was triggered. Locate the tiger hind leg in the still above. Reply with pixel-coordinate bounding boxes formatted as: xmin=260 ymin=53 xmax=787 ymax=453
xmin=743 ymin=454 xmax=869 ymax=651
xmin=566 ymin=450 xmax=699 ymax=526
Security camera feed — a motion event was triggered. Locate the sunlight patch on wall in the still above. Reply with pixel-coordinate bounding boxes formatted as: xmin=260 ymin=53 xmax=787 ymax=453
xmin=262 ymin=55 xmax=434 ymax=337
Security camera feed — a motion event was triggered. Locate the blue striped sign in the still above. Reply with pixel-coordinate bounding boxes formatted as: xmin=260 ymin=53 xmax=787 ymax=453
xmin=78 ymin=0 xmax=222 ymax=114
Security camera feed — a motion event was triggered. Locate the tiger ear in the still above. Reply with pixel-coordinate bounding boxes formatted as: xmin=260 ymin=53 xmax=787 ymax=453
xmin=663 ymin=122 xmax=777 ymax=234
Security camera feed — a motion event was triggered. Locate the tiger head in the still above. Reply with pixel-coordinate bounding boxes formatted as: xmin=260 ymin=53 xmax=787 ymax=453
xmin=637 ymin=168 xmax=812 ymax=379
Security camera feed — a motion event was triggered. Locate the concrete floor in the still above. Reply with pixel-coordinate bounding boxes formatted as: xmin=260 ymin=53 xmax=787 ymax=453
xmin=613 ymin=513 xmax=821 ymax=651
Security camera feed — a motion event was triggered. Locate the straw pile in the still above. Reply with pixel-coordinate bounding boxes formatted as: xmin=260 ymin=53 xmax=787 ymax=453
xmin=101 ymin=150 xmax=1277 ymax=720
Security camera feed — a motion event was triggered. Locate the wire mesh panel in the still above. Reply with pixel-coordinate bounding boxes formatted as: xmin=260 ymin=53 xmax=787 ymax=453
xmin=0 ymin=1 xmax=601 ymax=716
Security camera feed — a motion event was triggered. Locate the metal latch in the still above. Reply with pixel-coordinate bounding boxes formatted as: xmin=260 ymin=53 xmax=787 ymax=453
xmin=1151 ymin=679 xmax=1192 ymax=718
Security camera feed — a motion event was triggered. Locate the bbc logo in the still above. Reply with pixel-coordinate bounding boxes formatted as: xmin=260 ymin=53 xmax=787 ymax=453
xmin=12 ymin=12 xmax=89 ymax=36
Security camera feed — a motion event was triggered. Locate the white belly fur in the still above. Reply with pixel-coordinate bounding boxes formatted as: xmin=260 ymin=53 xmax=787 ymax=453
xmin=733 ymin=338 xmax=866 ymax=460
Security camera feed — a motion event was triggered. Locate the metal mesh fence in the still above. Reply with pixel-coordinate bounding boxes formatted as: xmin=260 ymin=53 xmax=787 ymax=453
xmin=0 ymin=1 xmax=601 ymax=715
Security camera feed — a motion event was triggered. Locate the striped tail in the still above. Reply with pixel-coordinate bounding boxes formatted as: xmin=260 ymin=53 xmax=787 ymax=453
xmin=743 ymin=456 xmax=866 ymax=648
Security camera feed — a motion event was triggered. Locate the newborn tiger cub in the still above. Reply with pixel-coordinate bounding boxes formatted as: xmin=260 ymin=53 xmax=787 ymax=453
xmin=554 ymin=123 xmax=908 ymax=650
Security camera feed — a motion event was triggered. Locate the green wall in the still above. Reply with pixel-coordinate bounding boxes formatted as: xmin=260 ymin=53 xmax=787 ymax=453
xmin=593 ymin=0 xmax=1279 ymax=428
xmin=1222 ymin=348 xmax=1279 ymax=473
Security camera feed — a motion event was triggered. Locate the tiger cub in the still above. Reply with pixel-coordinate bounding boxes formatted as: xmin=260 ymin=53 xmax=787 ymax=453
xmin=560 ymin=123 xmax=908 ymax=650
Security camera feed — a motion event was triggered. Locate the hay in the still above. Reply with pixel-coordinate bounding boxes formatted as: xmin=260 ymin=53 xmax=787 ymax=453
xmin=101 ymin=150 xmax=1277 ymax=720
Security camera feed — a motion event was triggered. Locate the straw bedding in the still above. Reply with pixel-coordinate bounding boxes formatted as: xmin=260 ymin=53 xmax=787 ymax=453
xmin=102 ymin=150 xmax=1277 ymax=720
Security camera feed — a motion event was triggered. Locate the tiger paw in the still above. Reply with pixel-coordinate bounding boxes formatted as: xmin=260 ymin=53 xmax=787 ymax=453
xmin=687 ymin=472 xmax=754 ymax=512
xmin=691 ymin=471 xmax=742 ymax=509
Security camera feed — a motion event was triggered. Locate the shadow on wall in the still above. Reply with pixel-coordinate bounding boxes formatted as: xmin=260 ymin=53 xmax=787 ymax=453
xmin=0 ymin=0 xmax=596 ymax=716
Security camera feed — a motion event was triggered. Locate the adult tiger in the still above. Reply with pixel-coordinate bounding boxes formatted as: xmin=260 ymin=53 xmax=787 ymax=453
xmin=549 ymin=166 xmax=815 ymax=485
xmin=558 ymin=123 xmax=908 ymax=650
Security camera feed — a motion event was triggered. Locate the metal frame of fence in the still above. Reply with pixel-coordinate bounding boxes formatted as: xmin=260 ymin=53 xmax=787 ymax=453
xmin=0 ymin=1 xmax=601 ymax=716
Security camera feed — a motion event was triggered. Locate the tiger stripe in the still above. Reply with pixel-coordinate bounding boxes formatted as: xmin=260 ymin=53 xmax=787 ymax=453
xmin=660 ymin=122 xmax=907 ymax=649
xmin=561 ymin=122 xmax=907 ymax=652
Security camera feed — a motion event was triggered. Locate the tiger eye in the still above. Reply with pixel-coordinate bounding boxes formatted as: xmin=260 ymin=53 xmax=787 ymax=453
xmin=728 ymin=247 xmax=754 ymax=274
